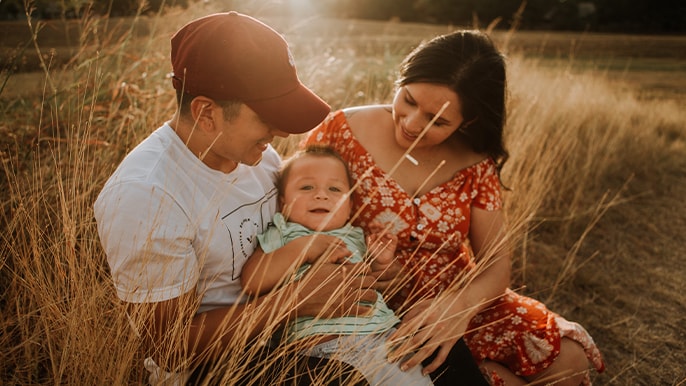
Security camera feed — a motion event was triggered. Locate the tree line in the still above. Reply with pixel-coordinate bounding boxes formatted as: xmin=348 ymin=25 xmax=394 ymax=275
xmin=316 ymin=0 xmax=684 ymax=34
xmin=0 ymin=0 xmax=683 ymax=34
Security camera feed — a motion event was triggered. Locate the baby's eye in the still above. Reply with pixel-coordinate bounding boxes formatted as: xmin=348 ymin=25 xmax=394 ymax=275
xmin=329 ymin=186 xmax=342 ymax=193
xmin=300 ymin=185 xmax=314 ymax=191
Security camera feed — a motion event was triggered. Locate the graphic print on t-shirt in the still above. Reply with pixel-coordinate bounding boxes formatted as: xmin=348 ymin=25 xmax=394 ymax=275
xmin=221 ymin=187 xmax=277 ymax=280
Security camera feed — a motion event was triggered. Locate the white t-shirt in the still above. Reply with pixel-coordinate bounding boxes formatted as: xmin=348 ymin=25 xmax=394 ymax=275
xmin=94 ymin=123 xmax=280 ymax=313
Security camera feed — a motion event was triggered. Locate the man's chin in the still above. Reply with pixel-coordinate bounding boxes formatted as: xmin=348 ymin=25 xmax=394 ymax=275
xmin=242 ymin=155 xmax=263 ymax=167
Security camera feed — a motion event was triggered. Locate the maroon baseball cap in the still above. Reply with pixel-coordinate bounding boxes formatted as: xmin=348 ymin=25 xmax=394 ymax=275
xmin=170 ymin=12 xmax=330 ymax=134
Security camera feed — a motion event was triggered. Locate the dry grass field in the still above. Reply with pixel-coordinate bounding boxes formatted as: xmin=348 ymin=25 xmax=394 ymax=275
xmin=1 ymin=2 xmax=685 ymax=385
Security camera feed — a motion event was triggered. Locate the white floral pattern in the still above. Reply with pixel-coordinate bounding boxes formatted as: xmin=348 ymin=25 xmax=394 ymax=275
xmin=523 ymin=333 xmax=555 ymax=364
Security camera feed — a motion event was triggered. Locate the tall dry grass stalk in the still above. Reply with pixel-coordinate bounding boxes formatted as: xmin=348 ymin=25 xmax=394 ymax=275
xmin=1 ymin=3 xmax=189 ymax=384
xmin=502 ymin=54 xmax=684 ymax=297
xmin=2 ymin=1 xmax=685 ymax=384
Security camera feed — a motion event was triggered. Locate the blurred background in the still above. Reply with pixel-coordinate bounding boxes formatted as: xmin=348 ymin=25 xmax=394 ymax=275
xmin=1 ymin=0 xmax=684 ymax=34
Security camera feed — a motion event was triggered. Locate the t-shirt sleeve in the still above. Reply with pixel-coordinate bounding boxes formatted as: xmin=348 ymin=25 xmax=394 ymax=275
xmin=94 ymin=180 xmax=198 ymax=303
xmin=262 ymin=145 xmax=282 ymax=181
xmin=472 ymin=160 xmax=503 ymax=211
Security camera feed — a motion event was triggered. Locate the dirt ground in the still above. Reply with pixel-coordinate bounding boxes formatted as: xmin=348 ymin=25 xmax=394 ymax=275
xmin=539 ymin=143 xmax=686 ymax=384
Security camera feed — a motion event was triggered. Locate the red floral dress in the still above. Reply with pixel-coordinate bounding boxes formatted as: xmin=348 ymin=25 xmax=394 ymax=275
xmin=305 ymin=111 xmax=605 ymax=384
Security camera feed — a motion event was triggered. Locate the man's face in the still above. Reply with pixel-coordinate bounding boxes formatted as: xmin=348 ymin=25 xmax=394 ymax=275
xmin=200 ymin=103 xmax=289 ymax=172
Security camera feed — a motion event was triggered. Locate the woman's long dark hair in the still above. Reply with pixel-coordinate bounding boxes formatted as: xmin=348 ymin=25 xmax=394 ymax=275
xmin=397 ymin=30 xmax=509 ymax=173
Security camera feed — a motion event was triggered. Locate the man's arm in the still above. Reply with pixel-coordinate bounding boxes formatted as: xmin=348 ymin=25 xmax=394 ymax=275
xmin=137 ymin=261 xmax=381 ymax=372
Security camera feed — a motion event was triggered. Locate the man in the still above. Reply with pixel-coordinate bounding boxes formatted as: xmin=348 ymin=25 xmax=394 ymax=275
xmin=94 ymin=12 xmax=377 ymax=385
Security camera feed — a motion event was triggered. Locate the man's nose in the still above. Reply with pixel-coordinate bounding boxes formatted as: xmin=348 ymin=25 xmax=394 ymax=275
xmin=271 ymin=127 xmax=290 ymax=138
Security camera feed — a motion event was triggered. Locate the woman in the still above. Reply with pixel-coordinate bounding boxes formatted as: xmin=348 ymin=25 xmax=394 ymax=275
xmin=304 ymin=30 xmax=605 ymax=385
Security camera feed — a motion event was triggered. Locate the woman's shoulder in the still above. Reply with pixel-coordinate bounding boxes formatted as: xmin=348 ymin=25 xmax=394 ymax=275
xmin=342 ymin=104 xmax=392 ymax=123
xmin=340 ymin=105 xmax=393 ymax=140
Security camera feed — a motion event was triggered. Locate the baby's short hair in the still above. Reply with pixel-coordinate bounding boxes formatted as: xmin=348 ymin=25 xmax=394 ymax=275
xmin=277 ymin=145 xmax=353 ymax=195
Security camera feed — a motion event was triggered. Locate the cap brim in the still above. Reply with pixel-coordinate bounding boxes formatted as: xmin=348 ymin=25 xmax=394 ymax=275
xmin=245 ymin=83 xmax=330 ymax=134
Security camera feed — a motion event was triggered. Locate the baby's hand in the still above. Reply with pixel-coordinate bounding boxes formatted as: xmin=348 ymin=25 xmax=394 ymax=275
xmin=301 ymin=234 xmax=350 ymax=264
xmin=366 ymin=222 xmax=398 ymax=270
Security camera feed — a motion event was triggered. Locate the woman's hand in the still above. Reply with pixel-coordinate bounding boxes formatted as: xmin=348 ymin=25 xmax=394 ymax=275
xmin=387 ymin=295 xmax=473 ymax=375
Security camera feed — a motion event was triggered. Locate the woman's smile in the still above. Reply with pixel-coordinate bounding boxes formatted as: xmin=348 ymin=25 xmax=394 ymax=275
xmin=400 ymin=124 xmax=421 ymax=141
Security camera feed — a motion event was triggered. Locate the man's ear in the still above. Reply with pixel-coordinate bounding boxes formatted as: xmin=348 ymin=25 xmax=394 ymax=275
xmin=189 ymin=96 xmax=216 ymax=132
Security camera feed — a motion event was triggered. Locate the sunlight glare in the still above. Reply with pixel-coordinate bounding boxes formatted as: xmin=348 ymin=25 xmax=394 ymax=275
xmin=282 ymin=0 xmax=316 ymax=16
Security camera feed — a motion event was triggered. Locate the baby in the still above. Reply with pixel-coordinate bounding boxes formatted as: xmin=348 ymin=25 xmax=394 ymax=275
xmin=241 ymin=145 xmax=432 ymax=386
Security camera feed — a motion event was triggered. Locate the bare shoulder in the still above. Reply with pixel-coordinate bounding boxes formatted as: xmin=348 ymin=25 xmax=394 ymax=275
xmin=343 ymin=105 xmax=392 ymax=124
xmin=342 ymin=105 xmax=393 ymax=137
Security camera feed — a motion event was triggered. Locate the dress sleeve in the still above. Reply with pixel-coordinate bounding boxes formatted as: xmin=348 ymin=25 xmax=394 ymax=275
xmin=472 ymin=160 xmax=503 ymax=211
xmin=302 ymin=111 xmax=344 ymax=149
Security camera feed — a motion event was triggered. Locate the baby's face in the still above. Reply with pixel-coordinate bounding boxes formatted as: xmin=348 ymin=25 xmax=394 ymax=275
xmin=281 ymin=155 xmax=352 ymax=232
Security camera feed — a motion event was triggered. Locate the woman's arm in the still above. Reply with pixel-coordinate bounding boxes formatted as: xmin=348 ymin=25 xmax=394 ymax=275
xmin=388 ymin=207 xmax=512 ymax=374
xmin=454 ymin=206 xmax=512 ymax=317
xmin=241 ymin=234 xmax=351 ymax=295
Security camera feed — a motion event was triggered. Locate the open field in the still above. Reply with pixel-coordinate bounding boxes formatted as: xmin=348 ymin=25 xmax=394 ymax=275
xmin=1 ymin=5 xmax=685 ymax=385
xmin=2 ymin=16 xmax=685 ymax=102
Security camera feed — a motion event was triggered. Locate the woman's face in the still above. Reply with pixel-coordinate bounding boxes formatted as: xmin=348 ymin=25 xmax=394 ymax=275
xmin=391 ymin=83 xmax=465 ymax=150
